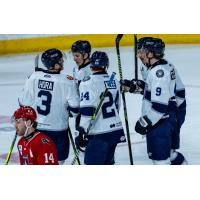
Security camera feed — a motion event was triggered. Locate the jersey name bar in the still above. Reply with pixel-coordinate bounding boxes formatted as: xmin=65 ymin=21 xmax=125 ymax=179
xmin=38 ymin=80 xmax=54 ymax=91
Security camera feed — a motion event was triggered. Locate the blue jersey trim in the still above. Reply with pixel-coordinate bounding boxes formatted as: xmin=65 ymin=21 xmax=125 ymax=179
xmin=152 ymin=102 xmax=168 ymax=114
xmin=88 ymin=129 xmax=126 ymax=144
xmin=144 ymin=90 xmax=151 ymax=101
xmin=68 ymin=106 xmax=80 ymax=114
xmin=80 ymin=106 xmax=96 ymax=117
xmin=176 ymin=89 xmax=185 ymax=99
xmin=179 ymin=100 xmax=186 ymax=110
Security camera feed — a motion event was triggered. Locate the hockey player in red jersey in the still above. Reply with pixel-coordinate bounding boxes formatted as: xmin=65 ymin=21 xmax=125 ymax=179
xmin=12 ymin=106 xmax=58 ymax=165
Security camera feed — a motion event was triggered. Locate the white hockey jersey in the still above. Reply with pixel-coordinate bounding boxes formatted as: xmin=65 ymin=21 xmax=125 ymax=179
xmin=79 ymin=73 xmax=123 ymax=136
xmin=142 ymin=59 xmax=176 ymax=125
xmin=140 ymin=63 xmax=148 ymax=81
xmin=73 ymin=63 xmax=92 ymax=82
xmin=18 ymin=71 xmax=80 ymax=131
xmin=140 ymin=61 xmax=186 ymax=110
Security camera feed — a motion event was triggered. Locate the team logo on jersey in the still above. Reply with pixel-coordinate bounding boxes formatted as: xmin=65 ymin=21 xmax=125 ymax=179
xmin=104 ymin=80 xmax=116 ymax=89
xmin=110 ymin=124 xmax=116 ymax=128
xmin=44 ymin=74 xmax=51 ymax=78
xmin=41 ymin=138 xmax=49 ymax=144
xmin=38 ymin=80 xmax=54 ymax=91
xmin=156 ymin=69 xmax=164 ymax=78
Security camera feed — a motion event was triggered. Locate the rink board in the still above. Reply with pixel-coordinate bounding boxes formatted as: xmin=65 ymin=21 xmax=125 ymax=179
xmin=1 ymin=34 xmax=200 ymax=55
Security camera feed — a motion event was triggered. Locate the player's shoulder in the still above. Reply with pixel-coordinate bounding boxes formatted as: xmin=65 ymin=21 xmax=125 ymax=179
xmin=80 ymin=75 xmax=92 ymax=86
xmin=82 ymin=75 xmax=91 ymax=82
xmin=150 ymin=59 xmax=173 ymax=78
xmin=57 ymin=74 xmax=77 ymax=85
xmin=26 ymin=71 xmax=39 ymax=80
xmin=35 ymin=132 xmax=54 ymax=145
xmin=29 ymin=71 xmax=55 ymax=82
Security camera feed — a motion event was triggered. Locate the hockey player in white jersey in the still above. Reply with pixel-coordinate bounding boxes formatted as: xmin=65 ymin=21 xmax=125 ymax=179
xmin=18 ymin=48 xmax=80 ymax=164
xmin=122 ymin=37 xmax=187 ymax=165
xmin=70 ymin=40 xmax=93 ymax=130
xmin=71 ymin=40 xmax=92 ymax=83
xmin=121 ymin=38 xmax=184 ymax=165
xmin=75 ymin=51 xmax=126 ymax=165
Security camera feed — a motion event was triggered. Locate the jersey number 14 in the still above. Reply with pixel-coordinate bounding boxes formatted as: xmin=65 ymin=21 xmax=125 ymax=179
xmin=44 ymin=153 xmax=55 ymax=164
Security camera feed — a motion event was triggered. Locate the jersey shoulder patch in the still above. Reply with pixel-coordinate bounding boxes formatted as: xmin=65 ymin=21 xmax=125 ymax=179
xmin=41 ymin=138 xmax=50 ymax=144
xmin=156 ymin=69 xmax=164 ymax=78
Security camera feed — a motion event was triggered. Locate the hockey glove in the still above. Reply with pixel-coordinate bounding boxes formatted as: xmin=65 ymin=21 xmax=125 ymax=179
xmin=135 ymin=79 xmax=145 ymax=94
xmin=120 ymin=79 xmax=145 ymax=94
xmin=75 ymin=126 xmax=89 ymax=152
xmin=135 ymin=115 xmax=152 ymax=135
xmin=75 ymin=114 xmax=81 ymax=130
xmin=120 ymin=79 xmax=136 ymax=93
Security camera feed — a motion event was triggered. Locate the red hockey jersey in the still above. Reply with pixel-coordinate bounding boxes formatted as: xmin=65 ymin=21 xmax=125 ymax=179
xmin=17 ymin=131 xmax=58 ymax=165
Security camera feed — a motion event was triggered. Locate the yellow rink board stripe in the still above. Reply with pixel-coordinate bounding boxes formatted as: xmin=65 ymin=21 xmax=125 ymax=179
xmin=1 ymin=34 xmax=200 ymax=55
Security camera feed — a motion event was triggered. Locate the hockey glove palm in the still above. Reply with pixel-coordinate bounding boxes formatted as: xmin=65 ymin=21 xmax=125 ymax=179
xmin=135 ymin=79 xmax=145 ymax=94
xmin=135 ymin=116 xmax=152 ymax=135
xmin=75 ymin=126 xmax=88 ymax=152
xmin=120 ymin=79 xmax=145 ymax=94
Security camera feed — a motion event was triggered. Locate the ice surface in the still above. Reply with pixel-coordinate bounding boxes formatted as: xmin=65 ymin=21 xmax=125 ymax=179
xmin=0 ymin=45 xmax=199 ymax=164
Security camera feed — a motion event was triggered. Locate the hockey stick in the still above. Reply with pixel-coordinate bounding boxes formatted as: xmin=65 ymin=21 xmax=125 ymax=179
xmin=116 ymin=34 xmax=134 ymax=165
xmin=71 ymin=72 xmax=116 ymax=165
xmin=134 ymin=34 xmax=138 ymax=81
xmin=4 ymin=132 xmax=17 ymax=165
xmin=68 ymin=127 xmax=81 ymax=165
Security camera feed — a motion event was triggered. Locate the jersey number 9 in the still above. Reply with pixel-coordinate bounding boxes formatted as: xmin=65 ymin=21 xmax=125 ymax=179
xmin=156 ymin=87 xmax=162 ymax=96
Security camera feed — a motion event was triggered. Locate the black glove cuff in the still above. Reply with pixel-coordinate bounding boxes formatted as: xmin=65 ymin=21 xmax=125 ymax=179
xmin=139 ymin=116 xmax=152 ymax=128
xmin=135 ymin=115 xmax=152 ymax=135
xmin=76 ymin=126 xmax=87 ymax=136
xmin=136 ymin=80 xmax=145 ymax=90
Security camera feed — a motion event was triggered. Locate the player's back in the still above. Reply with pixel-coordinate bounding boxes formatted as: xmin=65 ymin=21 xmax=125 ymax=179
xmin=79 ymin=73 xmax=122 ymax=135
xmin=20 ymin=71 xmax=79 ymax=131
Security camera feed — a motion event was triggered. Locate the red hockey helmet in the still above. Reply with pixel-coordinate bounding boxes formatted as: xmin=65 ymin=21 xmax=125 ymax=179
xmin=13 ymin=106 xmax=37 ymax=122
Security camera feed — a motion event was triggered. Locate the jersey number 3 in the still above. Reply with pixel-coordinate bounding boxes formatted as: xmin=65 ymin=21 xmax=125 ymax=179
xmin=37 ymin=90 xmax=52 ymax=116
